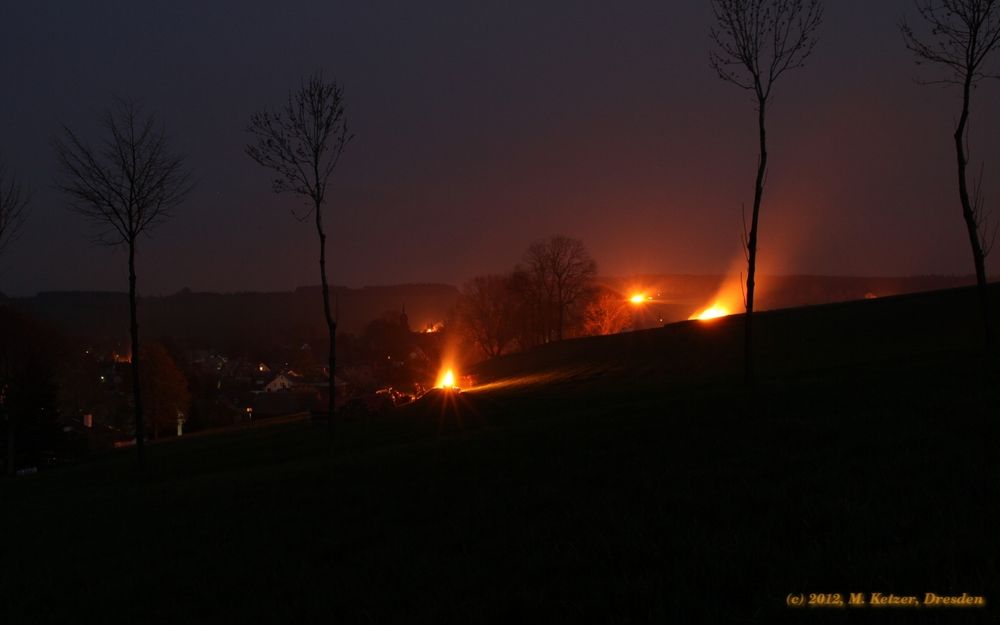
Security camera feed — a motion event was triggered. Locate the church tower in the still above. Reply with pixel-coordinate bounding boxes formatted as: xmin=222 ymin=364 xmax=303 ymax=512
xmin=399 ymin=303 xmax=410 ymax=333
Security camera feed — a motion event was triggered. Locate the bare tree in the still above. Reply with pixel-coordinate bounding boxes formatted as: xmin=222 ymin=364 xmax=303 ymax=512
xmin=54 ymin=99 xmax=193 ymax=470
xmin=246 ymin=73 xmax=351 ymax=427
xmin=523 ymin=235 xmax=598 ymax=342
xmin=458 ymin=274 xmax=518 ymax=359
xmin=583 ymin=286 xmax=633 ymax=336
xmin=902 ymin=0 xmax=1000 ymax=350
xmin=507 ymin=267 xmax=547 ymax=350
xmin=0 ymin=159 xmax=29 ymax=257
xmin=709 ymin=0 xmax=823 ymax=384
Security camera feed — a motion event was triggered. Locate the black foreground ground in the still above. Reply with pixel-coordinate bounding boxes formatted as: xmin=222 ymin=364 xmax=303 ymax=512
xmin=3 ymin=285 xmax=999 ymax=624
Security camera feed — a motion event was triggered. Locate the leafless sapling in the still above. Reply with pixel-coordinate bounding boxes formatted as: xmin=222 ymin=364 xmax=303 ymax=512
xmin=0 ymin=159 xmax=29 ymax=258
xmin=246 ymin=73 xmax=352 ymax=428
xmin=0 ymin=160 xmax=30 ymax=475
xmin=902 ymin=0 xmax=1000 ymax=350
xmin=54 ymin=99 xmax=193 ymax=470
xmin=709 ymin=0 xmax=823 ymax=384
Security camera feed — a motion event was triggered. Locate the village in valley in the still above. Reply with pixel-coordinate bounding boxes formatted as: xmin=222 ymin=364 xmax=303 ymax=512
xmin=42 ymin=299 xmax=448 ymax=454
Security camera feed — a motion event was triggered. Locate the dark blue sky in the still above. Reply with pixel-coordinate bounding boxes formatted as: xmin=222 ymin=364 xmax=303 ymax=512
xmin=1 ymin=0 xmax=997 ymax=296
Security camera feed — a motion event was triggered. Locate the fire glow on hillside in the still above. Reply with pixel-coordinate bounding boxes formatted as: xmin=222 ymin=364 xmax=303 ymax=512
xmin=690 ymin=268 xmax=745 ymax=321
xmin=691 ymin=306 xmax=730 ymax=321
xmin=436 ymin=368 xmax=457 ymax=389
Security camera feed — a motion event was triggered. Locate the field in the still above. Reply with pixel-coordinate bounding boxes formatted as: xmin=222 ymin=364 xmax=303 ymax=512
xmin=3 ymin=285 xmax=999 ymax=623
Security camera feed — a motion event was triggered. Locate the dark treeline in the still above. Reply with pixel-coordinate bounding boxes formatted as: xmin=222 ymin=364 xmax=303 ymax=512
xmin=9 ymin=284 xmax=459 ymax=348
xmin=0 ymin=308 xmax=61 ymax=476
xmin=456 ymin=235 xmax=627 ymax=359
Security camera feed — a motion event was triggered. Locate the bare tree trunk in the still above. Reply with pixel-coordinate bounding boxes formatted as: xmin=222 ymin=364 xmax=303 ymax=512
xmin=545 ymin=301 xmax=550 ymax=343
xmin=315 ymin=203 xmax=336 ymax=431
xmin=557 ymin=294 xmax=565 ymax=341
xmin=5 ymin=416 xmax=13 ymax=477
xmin=128 ymin=239 xmax=145 ymax=469
xmin=745 ymin=100 xmax=768 ymax=386
xmin=955 ymin=77 xmax=995 ymax=351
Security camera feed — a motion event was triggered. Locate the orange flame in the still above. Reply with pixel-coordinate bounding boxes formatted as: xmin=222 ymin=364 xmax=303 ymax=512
xmin=436 ymin=368 xmax=457 ymax=389
xmin=691 ymin=306 xmax=730 ymax=321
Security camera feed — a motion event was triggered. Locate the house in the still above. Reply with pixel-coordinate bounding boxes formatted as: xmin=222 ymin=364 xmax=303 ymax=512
xmin=264 ymin=371 xmax=304 ymax=393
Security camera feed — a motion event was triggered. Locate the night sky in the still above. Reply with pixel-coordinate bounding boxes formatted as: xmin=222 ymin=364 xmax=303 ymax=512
xmin=2 ymin=0 xmax=998 ymax=296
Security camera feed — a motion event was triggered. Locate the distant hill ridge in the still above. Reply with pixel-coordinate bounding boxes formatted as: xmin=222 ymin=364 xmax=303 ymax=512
xmin=9 ymin=275 xmax=986 ymax=344
xmin=15 ymin=283 xmax=460 ymax=344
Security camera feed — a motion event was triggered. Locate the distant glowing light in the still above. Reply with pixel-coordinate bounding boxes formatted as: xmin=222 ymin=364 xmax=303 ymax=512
xmin=436 ymin=368 xmax=457 ymax=389
xmin=630 ymin=294 xmax=647 ymax=305
xmin=692 ymin=306 xmax=730 ymax=321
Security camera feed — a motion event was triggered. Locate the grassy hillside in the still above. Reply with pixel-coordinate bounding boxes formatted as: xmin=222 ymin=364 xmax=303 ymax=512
xmin=473 ymin=282 xmax=996 ymax=389
xmin=598 ymin=273 xmax=978 ymax=324
xmin=3 ymin=285 xmax=998 ymax=623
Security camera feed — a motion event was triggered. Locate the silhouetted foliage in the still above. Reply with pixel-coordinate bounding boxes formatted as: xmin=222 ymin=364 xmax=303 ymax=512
xmin=246 ymin=73 xmax=352 ymax=427
xmin=363 ymin=311 xmax=415 ymax=362
xmin=583 ymin=286 xmax=633 ymax=336
xmin=54 ymin=99 xmax=193 ymax=469
xmin=901 ymin=0 xmax=1000 ymax=350
xmin=139 ymin=343 xmax=191 ymax=439
xmin=0 ymin=307 xmax=61 ymax=476
xmin=709 ymin=0 xmax=823 ymax=384
xmin=0 ymin=159 xmax=29 ymax=257
xmin=56 ymin=349 xmax=109 ymax=425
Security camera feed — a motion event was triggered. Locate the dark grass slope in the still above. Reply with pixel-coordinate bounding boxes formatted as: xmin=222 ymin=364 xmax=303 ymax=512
xmin=3 ymin=285 xmax=1000 ymax=624
xmin=472 ymin=283 xmax=997 ymax=387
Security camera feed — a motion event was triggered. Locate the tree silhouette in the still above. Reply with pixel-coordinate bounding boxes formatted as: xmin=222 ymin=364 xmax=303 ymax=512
xmin=0 ymin=308 xmax=58 ymax=476
xmin=0 ymin=158 xmax=29 ymax=258
xmin=54 ymin=99 xmax=193 ymax=470
xmin=709 ymin=0 xmax=823 ymax=384
xmin=523 ymin=236 xmax=598 ymax=343
xmin=901 ymin=0 xmax=1000 ymax=350
xmin=458 ymin=274 xmax=518 ymax=358
xmin=583 ymin=287 xmax=633 ymax=336
xmin=139 ymin=343 xmax=190 ymax=439
xmin=246 ymin=73 xmax=351 ymax=428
